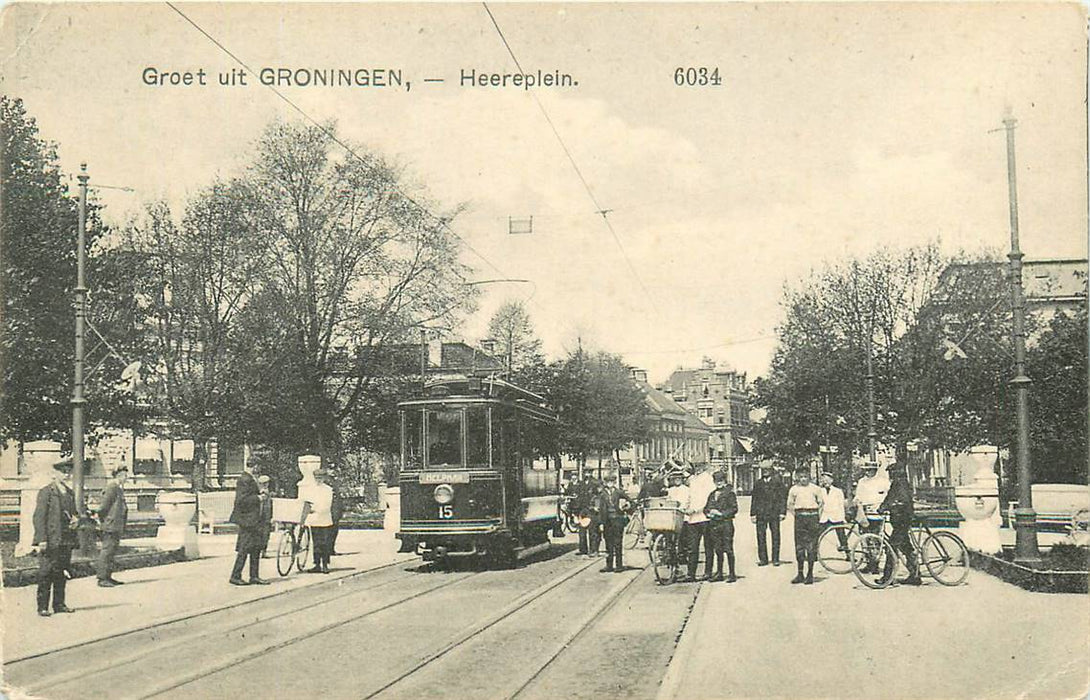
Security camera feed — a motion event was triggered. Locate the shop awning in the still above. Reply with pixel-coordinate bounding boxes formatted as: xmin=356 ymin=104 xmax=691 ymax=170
xmin=172 ymin=439 xmax=195 ymax=461
xmin=735 ymin=436 xmax=755 ymax=454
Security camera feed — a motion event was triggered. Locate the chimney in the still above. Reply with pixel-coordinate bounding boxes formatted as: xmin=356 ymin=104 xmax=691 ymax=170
xmin=630 ymin=367 xmax=648 ymax=383
xmin=701 ymin=357 xmax=716 ymax=370
xmin=428 ymin=339 xmax=443 ymax=368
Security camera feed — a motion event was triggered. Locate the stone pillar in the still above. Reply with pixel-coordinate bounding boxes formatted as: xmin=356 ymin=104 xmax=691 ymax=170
xmin=156 ymin=491 xmax=200 ymax=558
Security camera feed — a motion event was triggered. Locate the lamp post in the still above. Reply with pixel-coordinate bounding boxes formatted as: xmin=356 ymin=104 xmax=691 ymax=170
xmin=72 ymin=164 xmax=89 ymax=514
xmin=1001 ymin=115 xmax=1041 ymax=564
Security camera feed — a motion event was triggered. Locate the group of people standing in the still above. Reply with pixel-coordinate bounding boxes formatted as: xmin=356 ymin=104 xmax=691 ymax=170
xmin=31 ymin=459 xmax=130 ymax=617
xmin=228 ymin=462 xmax=345 ymax=585
xmin=566 ymin=473 xmax=633 ymax=572
xmin=565 ymin=457 xmax=917 ymax=589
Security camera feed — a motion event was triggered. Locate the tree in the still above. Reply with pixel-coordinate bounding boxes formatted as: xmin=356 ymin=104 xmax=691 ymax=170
xmin=1026 ymin=307 xmax=1088 ymax=484
xmin=0 ymin=96 xmax=107 ymax=445
xmin=122 ymin=119 xmax=477 ymax=486
xmin=754 ymin=244 xmax=946 ymax=465
xmin=486 ymin=300 xmax=544 ymax=375
xmin=539 ymin=346 xmax=647 ymax=472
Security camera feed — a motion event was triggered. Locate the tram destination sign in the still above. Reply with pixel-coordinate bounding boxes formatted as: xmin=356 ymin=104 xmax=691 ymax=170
xmin=419 ymin=472 xmax=471 ymax=484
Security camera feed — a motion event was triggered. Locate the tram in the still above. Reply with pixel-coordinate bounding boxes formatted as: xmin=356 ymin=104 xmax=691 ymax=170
xmin=395 ymin=374 xmax=562 ymax=567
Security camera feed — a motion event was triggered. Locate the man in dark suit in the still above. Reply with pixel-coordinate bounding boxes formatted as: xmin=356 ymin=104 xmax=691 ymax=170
xmin=705 ymin=470 xmax=739 ymax=582
xmin=598 ymin=475 xmax=632 ymax=572
xmin=879 ymin=462 xmax=921 ymax=586
xmin=96 ymin=464 xmax=130 ymax=587
xmin=229 ymin=463 xmax=268 ymax=585
xmin=750 ymin=468 xmax=787 ymax=566
xmin=32 ymin=460 xmax=80 ymax=616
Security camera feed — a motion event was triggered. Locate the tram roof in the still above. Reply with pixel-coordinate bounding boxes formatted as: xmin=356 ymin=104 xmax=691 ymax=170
xmin=397 ymin=374 xmax=556 ymax=420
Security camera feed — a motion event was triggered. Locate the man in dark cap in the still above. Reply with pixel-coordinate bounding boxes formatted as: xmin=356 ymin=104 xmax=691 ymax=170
xmin=32 ymin=460 xmax=80 ymax=616
xmin=598 ymin=473 xmax=632 ymax=572
xmin=879 ymin=462 xmax=921 ymax=586
xmin=96 ymin=464 xmax=130 ymax=587
xmin=704 ymin=470 xmax=739 ymax=582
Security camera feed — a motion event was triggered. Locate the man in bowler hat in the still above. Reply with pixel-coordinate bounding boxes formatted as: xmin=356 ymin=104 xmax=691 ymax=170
xmin=229 ymin=462 xmax=269 ymax=585
xmin=32 ymin=460 xmax=80 ymax=616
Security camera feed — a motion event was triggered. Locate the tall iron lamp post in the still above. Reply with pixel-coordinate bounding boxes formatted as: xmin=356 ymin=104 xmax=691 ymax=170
xmin=1001 ymin=116 xmax=1041 ymax=564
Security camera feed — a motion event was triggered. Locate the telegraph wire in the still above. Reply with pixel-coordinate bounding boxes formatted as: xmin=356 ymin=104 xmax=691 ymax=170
xmin=164 ymin=1 xmax=510 ymax=283
xmin=481 ymin=2 xmax=662 ymax=318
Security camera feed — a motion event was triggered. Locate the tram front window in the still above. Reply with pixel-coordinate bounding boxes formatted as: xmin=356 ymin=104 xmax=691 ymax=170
xmin=426 ymin=409 xmax=463 ymax=467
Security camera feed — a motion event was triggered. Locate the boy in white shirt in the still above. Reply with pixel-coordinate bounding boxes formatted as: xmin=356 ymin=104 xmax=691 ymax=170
xmin=786 ymin=468 xmax=824 ymax=584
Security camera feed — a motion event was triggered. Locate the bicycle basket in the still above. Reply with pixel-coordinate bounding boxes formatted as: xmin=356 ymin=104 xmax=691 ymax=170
xmin=645 ymin=507 xmax=684 ymax=533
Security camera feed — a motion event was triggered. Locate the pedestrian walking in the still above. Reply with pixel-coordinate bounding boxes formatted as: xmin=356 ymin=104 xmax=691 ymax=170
xmin=751 ymin=469 xmax=787 ymax=566
xmin=704 ymin=470 xmax=738 ymax=582
xmin=32 ymin=459 xmax=79 ymax=616
xmin=683 ymin=463 xmax=716 ymax=582
xmin=598 ymin=474 xmax=632 ymax=572
xmin=306 ymin=469 xmax=336 ymax=573
xmin=228 ymin=463 xmax=269 ymax=586
xmin=879 ymin=462 xmax=921 ymax=586
xmin=818 ymin=471 xmax=849 ymax=551
xmin=786 ymin=468 xmax=824 ymax=584
xmin=95 ymin=464 xmax=129 ymax=587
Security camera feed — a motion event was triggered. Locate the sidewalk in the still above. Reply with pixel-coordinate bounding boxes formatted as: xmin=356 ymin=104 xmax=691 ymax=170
xmin=660 ymin=497 xmax=1090 ymax=700
xmin=2 ymin=529 xmax=413 ymax=662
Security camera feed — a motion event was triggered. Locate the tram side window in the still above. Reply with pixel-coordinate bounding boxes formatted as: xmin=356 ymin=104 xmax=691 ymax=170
xmin=466 ymin=408 xmax=489 ymax=468
xmin=427 ymin=409 xmax=463 ymax=467
xmin=403 ymin=409 xmax=423 ymax=470
xmin=491 ymin=410 xmax=516 ymax=469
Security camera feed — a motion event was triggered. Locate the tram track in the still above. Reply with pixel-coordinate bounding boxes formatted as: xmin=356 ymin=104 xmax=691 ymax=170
xmin=11 ymin=560 xmax=431 ymax=697
xmin=366 ymin=558 xmax=653 ymax=700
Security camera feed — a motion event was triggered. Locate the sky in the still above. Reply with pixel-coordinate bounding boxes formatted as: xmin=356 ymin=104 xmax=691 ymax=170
xmin=2 ymin=2 xmax=1087 ymax=384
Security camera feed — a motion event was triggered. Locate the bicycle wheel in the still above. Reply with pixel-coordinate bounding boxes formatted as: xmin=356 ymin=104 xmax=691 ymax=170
xmin=623 ymin=513 xmax=644 ymax=550
xmin=921 ymin=531 xmax=970 ymax=586
xmin=817 ymin=525 xmax=859 ymax=575
xmin=649 ymin=533 xmax=678 ymax=585
xmin=564 ymin=511 xmax=580 ymax=534
xmin=294 ymin=526 xmax=312 ymax=572
xmin=851 ymin=533 xmax=897 ymax=589
xmin=276 ymin=530 xmax=296 ymax=577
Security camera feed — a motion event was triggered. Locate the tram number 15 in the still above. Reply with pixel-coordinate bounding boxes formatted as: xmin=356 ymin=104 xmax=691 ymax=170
xmin=438 ymin=505 xmax=454 ymax=519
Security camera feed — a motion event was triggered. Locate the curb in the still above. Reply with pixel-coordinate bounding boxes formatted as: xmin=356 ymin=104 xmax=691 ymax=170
xmin=656 ymin=580 xmax=710 ymax=700
xmin=2 ymin=548 xmax=188 ymax=588
xmin=969 ymin=550 xmax=1089 ymax=594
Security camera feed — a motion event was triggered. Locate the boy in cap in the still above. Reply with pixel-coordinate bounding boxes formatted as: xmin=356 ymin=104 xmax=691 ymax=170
xmin=704 ymin=470 xmax=738 ymax=582
xmin=32 ymin=459 xmax=80 ymax=615
xmin=786 ymin=468 xmax=824 ymax=584
xmin=96 ymin=464 xmax=130 ymax=587
xmin=818 ymin=471 xmax=849 ymax=552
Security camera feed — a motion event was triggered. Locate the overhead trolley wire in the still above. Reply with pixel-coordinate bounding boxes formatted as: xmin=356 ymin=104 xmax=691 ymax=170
xmin=480 ymin=2 xmax=663 ymax=318
xmin=164 ymin=1 xmax=511 ymax=283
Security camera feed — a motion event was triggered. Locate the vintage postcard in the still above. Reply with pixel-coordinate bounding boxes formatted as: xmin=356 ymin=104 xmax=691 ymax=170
xmin=1 ymin=3 xmax=1087 ymax=699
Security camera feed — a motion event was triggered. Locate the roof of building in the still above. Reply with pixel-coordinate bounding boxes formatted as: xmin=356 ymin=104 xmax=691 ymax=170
xmin=637 ymin=380 xmax=689 ymax=418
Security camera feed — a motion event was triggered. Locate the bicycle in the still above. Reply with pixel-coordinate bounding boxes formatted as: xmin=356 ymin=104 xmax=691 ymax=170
xmin=623 ymin=500 xmax=648 ymax=550
xmin=559 ymin=496 xmax=580 ymax=535
xmin=816 ymin=519 xmax=865 ymax=574
xmin=850 ymin=513 xmax=970 ymax=589
xmin=644 ymin=500 xmax=685 ymax=585
xmin=276 ymin=521 xmax=312 ymax=576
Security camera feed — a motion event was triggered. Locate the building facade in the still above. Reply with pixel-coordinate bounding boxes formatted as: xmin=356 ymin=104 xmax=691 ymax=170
xmin=618 ymin=369 xmax=710 ymax=481
xmin=660 ymin=358 xmax=756 ymax=493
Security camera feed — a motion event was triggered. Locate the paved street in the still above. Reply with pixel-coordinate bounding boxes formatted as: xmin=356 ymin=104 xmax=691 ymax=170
xmin=4 ymin=501 xmax=1088 ymax=700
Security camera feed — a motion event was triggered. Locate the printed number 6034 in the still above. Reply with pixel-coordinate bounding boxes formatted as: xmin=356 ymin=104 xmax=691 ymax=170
xmin=674 ymin=67 xmax=722 ymax=87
